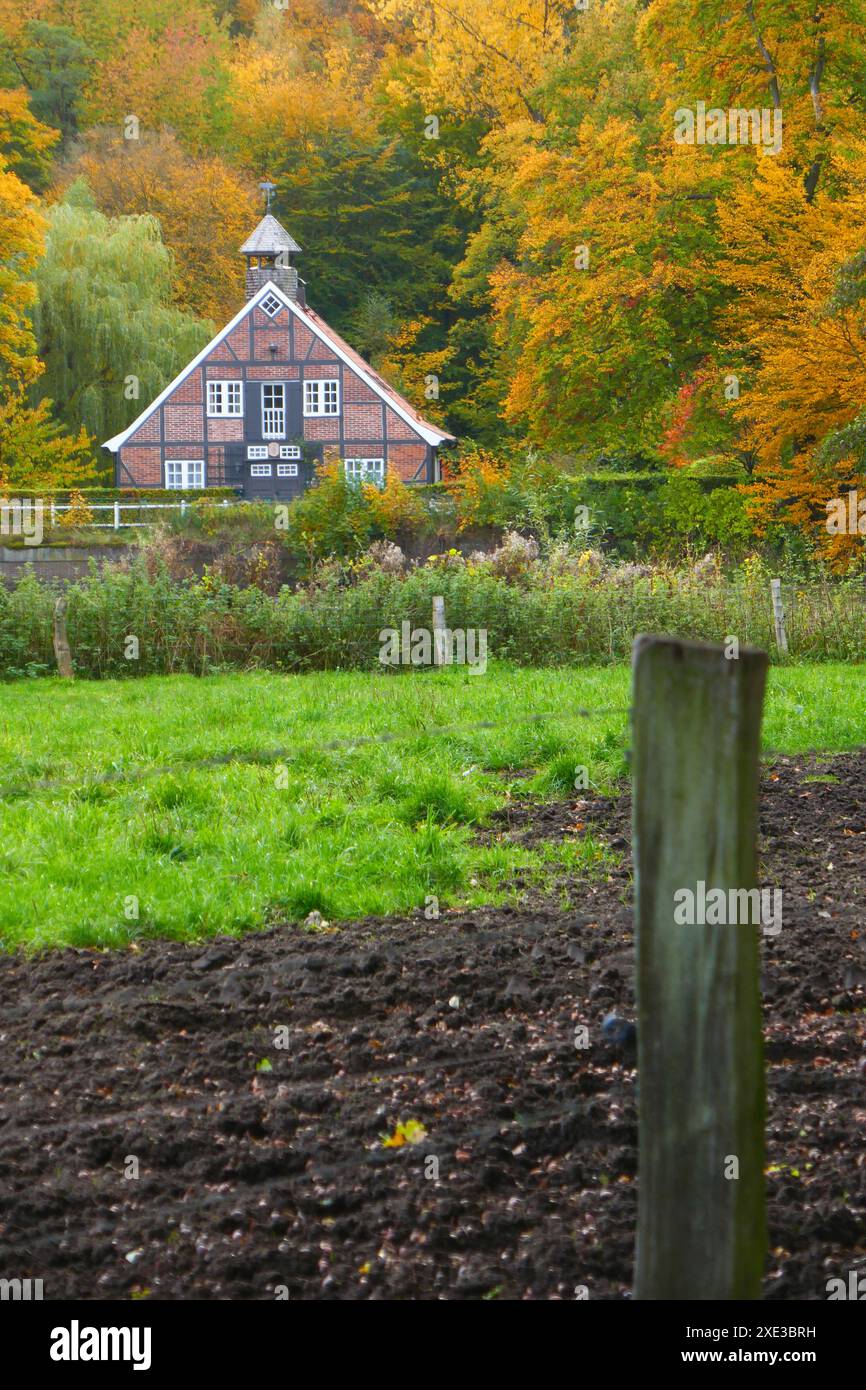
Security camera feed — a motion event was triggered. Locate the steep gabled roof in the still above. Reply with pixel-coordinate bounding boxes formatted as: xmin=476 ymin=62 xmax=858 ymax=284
xmin=301 ymin=304 xmax=454 ymax=447
xmin=239 ymin=215 xmax=302 ymax=256
xmin=102 ymin=280 xmax=455 ymax=453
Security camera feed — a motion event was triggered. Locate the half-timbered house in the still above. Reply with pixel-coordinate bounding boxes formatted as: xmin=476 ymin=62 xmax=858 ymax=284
xmin=102 ymin=213 xmax=454 ymax=497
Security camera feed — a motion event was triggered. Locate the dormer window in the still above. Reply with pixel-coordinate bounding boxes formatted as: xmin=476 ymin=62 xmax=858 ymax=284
xmin=260 ymin=292 xmax=283 ymax=317
xmin=304 ymin=379 xmax=340 ymax=416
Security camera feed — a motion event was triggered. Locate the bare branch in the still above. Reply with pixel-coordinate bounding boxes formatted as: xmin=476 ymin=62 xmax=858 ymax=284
xmin=809 ymin=24 xmax=826 ymax=126
xmin=804 ymin=11 xmax=827 ymax=200
xmin=745 ymin=0 xmax=782 ymax=109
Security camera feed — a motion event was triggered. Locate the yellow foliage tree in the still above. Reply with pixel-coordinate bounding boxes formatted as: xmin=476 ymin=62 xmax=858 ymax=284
xmin=0 ymin=398 xmax=93 ymax=491
xmin=58 ymin=487 xmax=94 ymax=527
xmin=373 ymin=0 xmax=572 ymax=124
xmin=0 ymin=153 xmax=45 ymax=393
xmin=377 ymin=316 xmax=451 ymax=427
xmin=442 ymin=446 xmax=512 ymax=528
xmin=0 ymin=88 xmax=59 ymax=189
xmin=225 ymin=10 xmax=373 ymax=172
xmin=363 ymin=470 xmax=425 ymax=535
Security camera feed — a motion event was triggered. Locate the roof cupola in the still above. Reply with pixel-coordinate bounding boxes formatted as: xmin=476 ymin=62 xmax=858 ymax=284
xmin=240 ymin=194 xmax=305 ymax=304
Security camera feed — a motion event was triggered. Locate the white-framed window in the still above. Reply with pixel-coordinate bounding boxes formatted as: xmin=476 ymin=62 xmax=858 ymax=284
xmin=279 ymin=445 xmax=302 ymax=459
xmin=277 ymin=463 xmax=298 ymax=477
xmin=247 ymin=445 xmax=268 ymax=460
xmin=304 ymin=378 xmax=339 ymax=416
xmin=345 ymin=458 xmax=385 ymax=486
xmin=261 ymin=292 xmax=283 ymax=317
xmin=250 ymin=463 xmax=272 ymax=477
xmin=165 ymin=460 xmax=205 ymax=489
xmin=262 ymin=383 xmax=285 ymax=438
xmin=207 ymin=380 xmax=243 ymax=416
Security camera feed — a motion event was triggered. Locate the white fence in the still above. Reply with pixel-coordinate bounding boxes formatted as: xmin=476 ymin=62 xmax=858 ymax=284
xmin=48 ymin=498 xmax=249 ymax=530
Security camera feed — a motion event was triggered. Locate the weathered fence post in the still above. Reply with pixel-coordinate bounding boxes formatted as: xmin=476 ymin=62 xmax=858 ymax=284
xmin=113 ymin=500 xmax=121 ymax=531
xmin=632 ymin=635 xmax=767 ymax=1300
xmin=770 ymin=578 xmax=788 ymax=654
xmin=53 ymin=596 xmax=74 ymax=679
xmin=432 ymin=595 xmax=447 ymax=667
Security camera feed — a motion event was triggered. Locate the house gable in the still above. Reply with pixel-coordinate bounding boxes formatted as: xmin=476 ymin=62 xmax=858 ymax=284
xmin=106 ymin=217 xmax=454 ymax=497
xmin=107 ymin=281 xmax=452 ymax=458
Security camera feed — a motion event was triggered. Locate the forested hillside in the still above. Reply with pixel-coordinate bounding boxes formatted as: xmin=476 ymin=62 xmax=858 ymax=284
xmin=1 ymin=0 xmax=866 ymax=560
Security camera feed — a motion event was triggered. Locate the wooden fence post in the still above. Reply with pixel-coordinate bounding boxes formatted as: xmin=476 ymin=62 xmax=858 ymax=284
xmin=432 ymin=595 xmax=447 ymax=667
xmin=770 ymin=578 xmax=788 ymax=654
xmin=53 ymin=596 xmax=74 ymax=679
xmin=632 ymin=635 xmax=767 ymax=1300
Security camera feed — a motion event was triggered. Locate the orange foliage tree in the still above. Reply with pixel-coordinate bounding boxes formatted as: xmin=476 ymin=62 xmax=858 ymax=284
xmin=0 ymin=153 xmax=92 ymax=488
xmin=55 ymin=128 xmax=260 ymax=324
xmin=716 ymin=150 xmax=866 ymax=566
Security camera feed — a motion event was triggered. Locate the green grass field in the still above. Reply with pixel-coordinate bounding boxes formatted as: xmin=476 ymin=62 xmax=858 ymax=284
xmin=0 ymin=662 xmax=863 ymax=950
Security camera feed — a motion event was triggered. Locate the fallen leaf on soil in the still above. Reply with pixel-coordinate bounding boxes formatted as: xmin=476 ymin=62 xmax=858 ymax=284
xmin=380 ymin=1119 xmax=427 ymax=1148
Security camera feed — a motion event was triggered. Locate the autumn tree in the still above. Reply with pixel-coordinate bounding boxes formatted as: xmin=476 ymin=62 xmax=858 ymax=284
xmin=639 ymin=0 xmax=866 ymax=204
xmin=477 ymin=0 xmax=866 ymax=469
xmin=56 ymin=128 xmax=259 ymax=323
xmin=484 ymin=3 xmax=721 ymax=453
xmin=225 ymin=6 xmax=373 ymax=173
xmin=0 ymin=88 xmax=59 ymax=190
xmin=0 ymin=152 xmax=45 ymax=394
xmin=0 ymin=397 xmax=93 ymax=490
xmin=371 ymin=1 xmax=662 ymax=443
xmin=0 ymin=152 xmax=92 ymax=487
xmin=373 ymin=0 xmax=574 ymax=125
xmin=715 ymin=150 xmax=866 ymax=566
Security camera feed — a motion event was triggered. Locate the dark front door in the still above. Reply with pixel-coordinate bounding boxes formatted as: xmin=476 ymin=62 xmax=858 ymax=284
xmin=223 ymin=444 xmax=245 ymax=489
xmin=242 ymin=451 xmax=314 ymax=500
xmin=241 ymin=380 xmax=306 ymax=497
xmin=274 ymin=456 xmax=314 ymax=500
xmin=245 ymin=456 xmax=279 ymax=499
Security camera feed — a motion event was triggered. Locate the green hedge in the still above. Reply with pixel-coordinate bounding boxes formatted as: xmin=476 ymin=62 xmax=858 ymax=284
xmin=1 ymin=562 xmax=865 ymax=679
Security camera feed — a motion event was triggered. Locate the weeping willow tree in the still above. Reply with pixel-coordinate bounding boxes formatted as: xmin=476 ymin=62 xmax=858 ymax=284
xmin=31 ymin=184 xmax=212 ymax=444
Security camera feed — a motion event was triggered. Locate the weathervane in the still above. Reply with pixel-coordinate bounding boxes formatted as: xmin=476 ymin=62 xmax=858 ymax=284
xmin=259 ymin=180 xmax=276 ymax=211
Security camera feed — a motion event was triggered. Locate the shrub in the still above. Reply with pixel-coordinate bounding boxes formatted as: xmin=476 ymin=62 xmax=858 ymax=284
xmin=360 ymin=540 xmax=407 ymax=575
xmin=58 ymin=490 xmax=94 ymax=527
xmin=4 ymin=555 xmax=866 ymax=679
xmin=363 ymin=473 xmax=426 ymax=537
xmin=485 ymin=530 xmax=540 ymax=581
xmin=283 ymin=460 xmax=374 ymax=565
